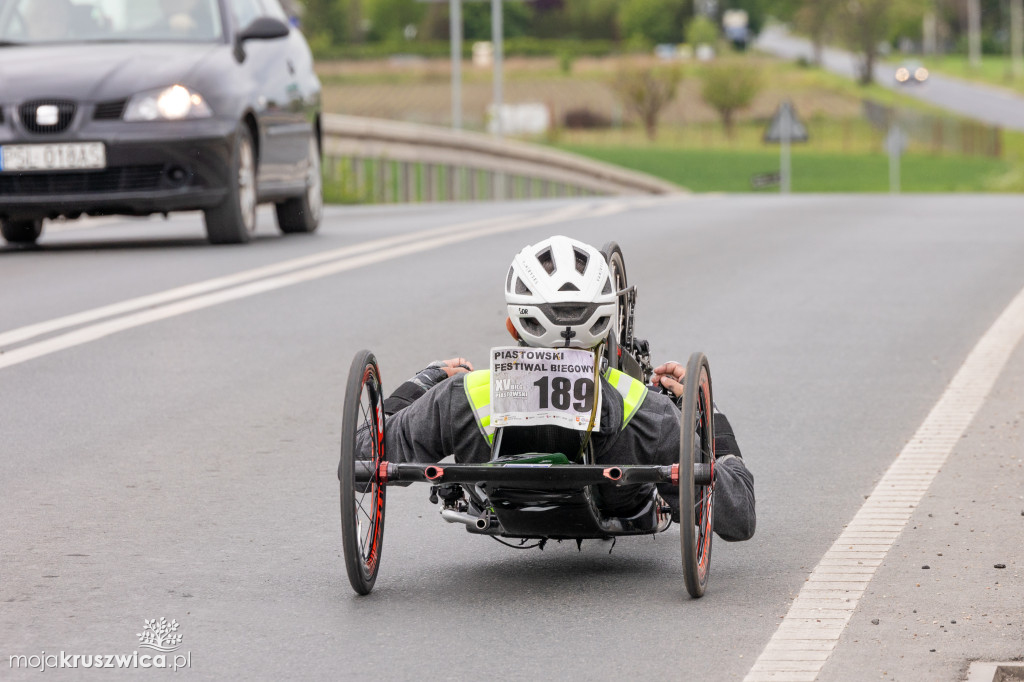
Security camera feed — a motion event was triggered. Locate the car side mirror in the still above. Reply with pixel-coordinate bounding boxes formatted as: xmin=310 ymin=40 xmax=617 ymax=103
xmin=238 ymin=17 xmax=290 ymax=42
xmin=234 ymin=17 xmax=290 ymax=61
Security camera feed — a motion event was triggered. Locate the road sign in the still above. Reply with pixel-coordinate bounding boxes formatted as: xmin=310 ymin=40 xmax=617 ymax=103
xmin=763 ymin=100 xmax=807 ymax=193
xmin=750 ymin=172 xmax=781 ymax=189
xmin=764 ymin=100 xmax=808 ymax=143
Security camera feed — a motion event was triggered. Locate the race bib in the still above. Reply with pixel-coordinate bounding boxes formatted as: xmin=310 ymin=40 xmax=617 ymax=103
xmin=490 ymin=346 xmax=601 ymax=431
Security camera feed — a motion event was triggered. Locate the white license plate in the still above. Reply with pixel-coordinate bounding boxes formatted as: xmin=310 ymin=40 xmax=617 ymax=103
xmin=0 ymin=142 xmax=106 ymax=172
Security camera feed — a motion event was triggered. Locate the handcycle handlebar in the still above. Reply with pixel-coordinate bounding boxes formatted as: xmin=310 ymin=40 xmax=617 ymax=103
xmin=354 ymin=461 xmax=713 ymax=487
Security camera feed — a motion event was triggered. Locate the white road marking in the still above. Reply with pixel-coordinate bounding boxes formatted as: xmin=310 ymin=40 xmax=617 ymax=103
xmin=0 ymin=212 xmax=531 ymax=349
xmin=0 ymin=201 xmax=615 ymax=371
xmin=744 ymin=281 xmax=1024 ymax=682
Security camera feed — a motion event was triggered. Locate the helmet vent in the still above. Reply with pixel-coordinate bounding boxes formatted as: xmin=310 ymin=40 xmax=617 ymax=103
xmin=506 ymin=266 xmax=515 ymax=293
xmin=515 ymin=278 xmax=532 ymax=296
xmin=601 ymin=275 xmax=612 ymax=295
xmin=536 ymin=248 xmax=556 ymax=275
xmin=558 ymin=282 xmax=579 ymax=292
xmin=573 ymin=248 xmax=589 ymax=275
xmin=520 ymin=317 xmax=545 ymax=336
xmin=551 ymin=304 xmax=588 ymax=324
xmin=589 ymin=316 xmax=610 ymax=337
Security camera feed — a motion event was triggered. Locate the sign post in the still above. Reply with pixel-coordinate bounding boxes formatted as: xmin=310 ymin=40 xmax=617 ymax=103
xmin=449 ymin=0 xmax=462 ymax=130
xmin=763 ymin=100 xmax=808 ymax=194
xmin=419 ymin=0 xmax=523 ymax=134
xmin=886 ymin=125 xmax=908 ymax=194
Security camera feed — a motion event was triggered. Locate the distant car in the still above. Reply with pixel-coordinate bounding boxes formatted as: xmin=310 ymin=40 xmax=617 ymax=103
xmin=0 ymin=0 xmax=323 ymax=246
xmin=894 ymin=62 xmax=929 ymax=85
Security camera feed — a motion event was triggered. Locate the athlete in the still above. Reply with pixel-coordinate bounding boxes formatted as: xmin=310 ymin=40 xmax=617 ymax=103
xmin=363 ymin=235 xmax=755 ymax=541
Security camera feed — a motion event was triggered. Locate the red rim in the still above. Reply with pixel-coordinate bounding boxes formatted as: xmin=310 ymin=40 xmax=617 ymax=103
xmin=693 ymin=368 xmax=714 ymax=581
xmin=354 ymin=365 xmax=385 ymax=577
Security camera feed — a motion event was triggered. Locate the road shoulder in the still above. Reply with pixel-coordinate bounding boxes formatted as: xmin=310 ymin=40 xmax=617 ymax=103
xmin=819 ymin=339 xmax=1024 ymax=681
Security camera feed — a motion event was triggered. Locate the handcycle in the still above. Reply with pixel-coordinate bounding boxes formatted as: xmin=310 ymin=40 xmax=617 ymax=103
xmin=338 ymin=243 xmax=716 ymax=598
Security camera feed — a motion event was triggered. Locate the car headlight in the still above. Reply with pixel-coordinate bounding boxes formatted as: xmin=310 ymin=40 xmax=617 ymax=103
xmin=915 ymin=67 xmax=929 ymax=81
xmin=124 ymin=85 xmax=212 ymax=121
xmin=895 ymin=67 xmax=909 ymax=82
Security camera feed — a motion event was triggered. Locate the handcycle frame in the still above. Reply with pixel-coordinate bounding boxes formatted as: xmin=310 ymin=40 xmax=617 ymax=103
xmin=339 ymin=242 xmax=716 ymax=598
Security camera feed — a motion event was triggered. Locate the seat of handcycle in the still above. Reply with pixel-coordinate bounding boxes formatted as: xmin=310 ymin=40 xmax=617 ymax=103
xmin=482 ymin=425 xmax=663 ymax=539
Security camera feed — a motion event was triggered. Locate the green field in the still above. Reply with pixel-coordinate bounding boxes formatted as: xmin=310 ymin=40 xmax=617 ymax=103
xmin=557 ymin=145 xmax=1018 ymax=193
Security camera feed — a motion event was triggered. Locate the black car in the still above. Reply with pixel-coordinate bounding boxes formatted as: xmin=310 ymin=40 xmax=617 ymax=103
xmin=0 ymin=0 xmax=322 ymax=245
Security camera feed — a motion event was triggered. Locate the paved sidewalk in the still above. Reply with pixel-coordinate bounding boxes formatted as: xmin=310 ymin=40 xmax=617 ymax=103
xmin=757 ymin=26 xmax=1024 ymax=132
xmin=818 ymin=340 xmax=1024 ymax=680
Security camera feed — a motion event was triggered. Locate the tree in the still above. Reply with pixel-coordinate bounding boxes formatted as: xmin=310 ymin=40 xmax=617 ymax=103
xmin=364 ymin=0 xmax=425 ymax=41
xmin=612 ymin=67 xmax=683 ymax=140
xmin=835 ymin=0 xmax=929 ymax=84
xmin=685 ymin=14 xmax=719 ymax=46
xmin=618 ymin=0 xmax=689 ymax=45
xmin=699 ymin=62 xmax=761 ymax=137
xmin=795 ymin=0 xmax=840 ymax=66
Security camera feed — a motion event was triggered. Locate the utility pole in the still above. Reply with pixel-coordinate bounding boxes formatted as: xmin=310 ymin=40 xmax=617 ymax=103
xmin=449 ymin=0 xmax=462 ymax=130
xmin=968 ymin=0 xmax=982 ymax=70
xmin=1013 ymin=0 xmax=1023 ymax=79
xmin=491 ymin=0 xmax=503 ymax=138
xmin=922 ymin=11 xmax=937 ymax=56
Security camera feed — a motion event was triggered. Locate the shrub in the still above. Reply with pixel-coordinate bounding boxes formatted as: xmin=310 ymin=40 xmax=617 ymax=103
xmin=563 ymin=108 xmax=613 ymax=129
xmin=699 ymin=62 xmax=761 ymax=137
xmin=612 ymin=66 xmax=682 ymax=140
xmin=685 ymin=15 xmax=719 ymax=48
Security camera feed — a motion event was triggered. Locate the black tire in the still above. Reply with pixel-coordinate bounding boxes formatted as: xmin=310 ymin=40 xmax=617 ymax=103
xmin=679 ymin=351 xmax=715 ymax=598
xmin=2 ymin=218 xmax=43 ymax=245
xmin=275 ymin=133 xmax=322 ymax=235
xmin=204 ymin=125 xmax=257 ymax=244
xmin=600 ymin=241 xmax=628 ymax=371
xmin=340 ymin=350 xmax=387 ymax=595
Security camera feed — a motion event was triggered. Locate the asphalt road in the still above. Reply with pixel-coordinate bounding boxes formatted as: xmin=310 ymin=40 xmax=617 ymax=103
xmin=2 ymin=196 xmax=1023 ymax=681
xmin=757 ymin=26 xmax=1024 ymax=132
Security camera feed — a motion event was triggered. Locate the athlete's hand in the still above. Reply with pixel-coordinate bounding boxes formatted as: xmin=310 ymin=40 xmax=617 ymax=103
xmin=652 ymin=361 xmax=685 ymax=397
xmin=438 ymin=357 xmax=474 ymax=377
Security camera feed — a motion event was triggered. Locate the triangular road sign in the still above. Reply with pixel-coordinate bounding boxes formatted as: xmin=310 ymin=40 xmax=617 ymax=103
xmin=764 ymin=100 xmax=808 ymax=143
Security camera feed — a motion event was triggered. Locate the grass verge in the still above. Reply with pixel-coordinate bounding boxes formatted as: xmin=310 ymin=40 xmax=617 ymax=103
xmin=556 ymin=144 xmax=1018 ymax=192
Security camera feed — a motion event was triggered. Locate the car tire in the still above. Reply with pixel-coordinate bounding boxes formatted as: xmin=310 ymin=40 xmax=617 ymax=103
xmin=1 ymin=218 xmax=43 ymax=245
xmin=275 ymin=134 xmax=322 ymax=235
xmin=204 ymin=125 xmax=258 ymax=245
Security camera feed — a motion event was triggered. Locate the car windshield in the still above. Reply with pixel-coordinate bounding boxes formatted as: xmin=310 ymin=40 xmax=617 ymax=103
xmin=0 ymin=0 xmax=224 ymax=44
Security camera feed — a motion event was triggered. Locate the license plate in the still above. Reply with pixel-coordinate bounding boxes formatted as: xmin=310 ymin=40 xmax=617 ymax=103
xmin=0 ymin=142 xmax=106 ymax=172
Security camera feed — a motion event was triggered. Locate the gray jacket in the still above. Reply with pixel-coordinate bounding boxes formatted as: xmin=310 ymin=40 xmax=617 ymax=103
xmin=368 ymin=370 xmax=756 ymax=541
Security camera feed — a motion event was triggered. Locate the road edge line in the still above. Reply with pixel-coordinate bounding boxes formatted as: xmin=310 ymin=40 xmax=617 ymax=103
xmin=744 ymin=282 xmax=1024 ymax=682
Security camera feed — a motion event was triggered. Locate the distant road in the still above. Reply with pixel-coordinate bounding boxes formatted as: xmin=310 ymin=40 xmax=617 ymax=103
xmin=757 ymin=25 xmax=1024 ymax=131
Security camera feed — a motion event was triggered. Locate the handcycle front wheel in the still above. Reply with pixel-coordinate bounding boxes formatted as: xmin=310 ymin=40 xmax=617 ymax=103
xmin=339 ymin=350 xmax=387 ymax=595
xmin=678 ymin=352 xmax=715 ymax=598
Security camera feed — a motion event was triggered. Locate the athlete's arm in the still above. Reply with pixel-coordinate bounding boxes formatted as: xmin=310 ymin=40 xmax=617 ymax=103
xmin=383 ymin=358 xmax=474 ymax=415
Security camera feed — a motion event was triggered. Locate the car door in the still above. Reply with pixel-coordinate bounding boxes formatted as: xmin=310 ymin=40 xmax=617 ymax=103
xmin=225 ymin=0 xmax=306 ymax=190
xmin=258 ymin=0 xmax=317 ymax=185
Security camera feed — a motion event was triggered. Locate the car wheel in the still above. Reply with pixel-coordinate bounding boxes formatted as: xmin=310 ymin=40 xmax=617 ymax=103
xmin=275 ymin=134 xmax=322 ymax=235
xmin=204 ymin=125 xmax=258 ymax=244
xmin=1 ymin=218 xmax=43 ymax=245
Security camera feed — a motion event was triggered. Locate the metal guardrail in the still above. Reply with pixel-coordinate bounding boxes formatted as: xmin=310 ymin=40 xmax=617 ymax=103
xmin=321 ymin=114 xmax=683 ymax=203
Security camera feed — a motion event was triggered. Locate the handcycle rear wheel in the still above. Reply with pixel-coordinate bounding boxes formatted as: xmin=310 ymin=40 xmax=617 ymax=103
xmin=339 ymin=350 xmax=387 ymax=595
xmin=678 ymin=352 xmax=715 ymax=598
xmin=600 ymin=241 xmax=628 ymax=371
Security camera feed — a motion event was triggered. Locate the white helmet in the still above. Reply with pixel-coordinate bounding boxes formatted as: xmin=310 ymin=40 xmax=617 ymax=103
xmin=505 ymin=235 xmax=617 ymax=349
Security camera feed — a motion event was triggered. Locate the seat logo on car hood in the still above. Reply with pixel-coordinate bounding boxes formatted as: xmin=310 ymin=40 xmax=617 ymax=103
xmin=36 ymin=105 xmax=59 ymax=126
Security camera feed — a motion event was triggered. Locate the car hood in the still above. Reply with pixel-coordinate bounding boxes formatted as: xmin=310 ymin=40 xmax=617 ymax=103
xmin=0 ymin=43 xmax=223 ymax=102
